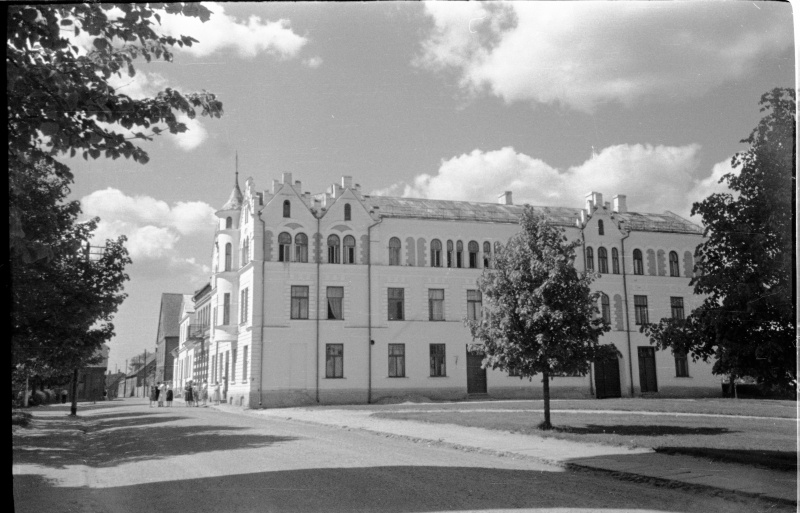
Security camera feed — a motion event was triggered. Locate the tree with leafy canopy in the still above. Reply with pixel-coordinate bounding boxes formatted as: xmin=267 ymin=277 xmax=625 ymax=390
xmin=466 ymin=207 xmax=613 ymax=429
xmin=9 ymin=3 xmax=222 ymax=410
xmin=642 ymin=88 xmax=796 ymax=395
xmin=8 ymin=3 xmax=223 ymax=261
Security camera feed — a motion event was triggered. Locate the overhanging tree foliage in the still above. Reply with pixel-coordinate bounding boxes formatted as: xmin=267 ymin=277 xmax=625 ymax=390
xmin=9 ymin=4 xmax=224 ymax=400
xmin=9 ymin=3 xmax=223 ymax=261
xmin=467 ymin=207 xmax=612 ymax=429
xmin=642 ymin=88 xmax=796 ymax=394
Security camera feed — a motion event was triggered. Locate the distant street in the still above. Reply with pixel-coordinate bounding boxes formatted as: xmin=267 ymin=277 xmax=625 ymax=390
xmin=13 ymin=399 xmax=788 ymax=513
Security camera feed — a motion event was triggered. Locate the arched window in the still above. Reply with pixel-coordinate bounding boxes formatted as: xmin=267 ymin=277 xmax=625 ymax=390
xmin=598 ymin=220 xmax=605 ymax=236
xmin=430 ymin=239 xmax=442 ymax=267
xmin=295 ymin=233 xmax=308 ymax=263
xmin=224 ymin=243 xmax=232 ymax=271
xmin=633 ymin=249 xmax=644 ymax=275
xmin=278 ymin=232 xmax=292 ymax=262
xmin=343 ymin=235 xmax=356 ymax=264
xmin=241 ymin=237 xmax=250 ymax=266
xmin=456 ymin=241 xmax=463 ymax=268
xmin=225 ymin=217 xmax=232 ymax=229
xmin=483 ymin=241 xmax=491 ymax=268
xmin=669 ymin=251 xmax=680 ymax=277
xmin=585 ymin=246 xmax=594 ymax=271
xmin=388 ymin=237 xmax=401 ymax=266
xmin=344 ymin=204 xmax=351 ymax=221
xmin=327 ymin=234 xmax=340 ymax=264
xmin=446 ymin=240 xmax=454 ymax=268
xmin=597 ymin=247 xmax=608 ymax=273
xmin=600 ymin=293 xmax=611 ymax=323
xmin=468 ymin=241 xmax=479 ymax=268
xmin=283 ymin=200 xmax=291 ymax=218
xmin=612 ymin=247 xmax=620 ymax=274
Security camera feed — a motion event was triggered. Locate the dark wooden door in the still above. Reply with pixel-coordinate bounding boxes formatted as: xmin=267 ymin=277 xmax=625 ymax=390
xmin=594 ymin=357 xmax=621 ymax=399
xmin=638 ymin=347 xmax=658 ymax=393
xmin=466 ymin=350 xmax=487 ymax=394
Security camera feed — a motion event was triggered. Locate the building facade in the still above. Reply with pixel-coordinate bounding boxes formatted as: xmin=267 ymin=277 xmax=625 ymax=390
xmin=183 ymin=172 xmax=720 ymax=408
xmin=154 ymin=293 xmax=183 ymax=385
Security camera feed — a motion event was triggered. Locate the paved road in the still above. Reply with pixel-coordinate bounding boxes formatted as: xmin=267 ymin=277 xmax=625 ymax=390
xmin=13 ymin=399 xmax=790 ymax=513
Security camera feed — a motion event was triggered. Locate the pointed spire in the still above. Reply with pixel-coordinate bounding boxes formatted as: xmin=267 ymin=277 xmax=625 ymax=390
xmin=220 ymin=153 xmax=243 ymax=211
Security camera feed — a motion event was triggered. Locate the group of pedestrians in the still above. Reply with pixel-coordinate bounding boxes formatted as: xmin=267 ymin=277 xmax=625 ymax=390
xmin=149 ymin=382 xmax=172 ymax=407
xmin=147 ymin=380 xmax=224 ymax=407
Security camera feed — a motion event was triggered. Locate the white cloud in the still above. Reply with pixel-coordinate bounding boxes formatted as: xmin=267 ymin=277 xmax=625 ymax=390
xmin=81 ymin=189 xmax=216 ymax=279
xmin=303 ymin=56 xmax=323 ymax=69
xmin=417 ymin=2 xmax=793 ymax=112
xmin=372 ymin=145 xmax=735 ymax=221
xmin=171 ymin=113 xmax=208 ymax=151
xmin=156 ymin=2 xmax=308 ymax=59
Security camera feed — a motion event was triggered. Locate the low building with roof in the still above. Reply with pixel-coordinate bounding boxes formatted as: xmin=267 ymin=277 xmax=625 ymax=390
xmin=154 ymin=293 xmax=184 ymax=386
xmin=191 ymin=171 xmax=719 ymax=408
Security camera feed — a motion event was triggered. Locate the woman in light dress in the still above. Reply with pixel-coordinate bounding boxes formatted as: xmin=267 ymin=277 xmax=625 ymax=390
xmin=212 ymin=381 xmax=221 ymax=405
xmin=201 ymin=381 xmax=209 ymax=406
xmin=166 ymin=385 xmax=173 ymax=407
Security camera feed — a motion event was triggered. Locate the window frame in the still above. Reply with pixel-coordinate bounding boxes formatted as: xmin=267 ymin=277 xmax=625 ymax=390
xmin=674 ymin=351 xmax=689 ymax=378
xmin=670 ymin=296 xmax=685 ymax=320
xmin=388 ymin=344 xmax=405 ymax=378
xmin=278 ymin=232 xmax=292 ymax=262
xmin=669 ymin=251 xmax=680 ymax=277
xmin=633 ymin=249 xmax=644 ymax=275
xmin=388 ymin=237 xmax=401 ymax=266
xmin=598 ymin=247 xmax=608 ymax=273
xmin=224 ymin=243 xmax=232 ymax=271
xmin=600 ymin=292 xmax=611 ymax=324
xmin=295 ymin=233 xmax=308 ymax=263
xmin=598 ymin=219 xmax=604 ymax=235
xmin=429 ymin=344 xmax=446 ymax=377
xmin=483 ymin=241 xmax=491 ymax=268
xmin=326 ymin=286 xmax=344 ymax=320
xmin=223 ymin=293 xmax=230 ymax=325
xmin=634 ymin=295 xmax=649 ymax=325
xmin=428 ymin=289 xmax=445 ymax=321
xmin=344 ymin=203 xmax=351 ymax=221
xmin=585 ymin=246 xmax=594 ymax=271
xmin=612 ymin=247 xmax=620 ymax=274
xmin=466 ymin=289 xmax=482 ymax=321
xmin=468 ymin=241 xmax=479 ymax=268
xmin=456 ymin=241 xmax=463 ymax=268
xmin=325 ymin=344 xmax=343 ymax=378
xmin=388 ymin=288 xmax=404 ymax=321
xmin=291 ymin=285 xmax=309 ymax=320
xmin=343 ymin=235 xmax=356 ymax=264
xmin=430 ymin=239 xmax=442 ymax=267
xmin=327 ymin=234 xmax=340 ymax=264
xmin=283 ymin=200 xmax=291 ymax=218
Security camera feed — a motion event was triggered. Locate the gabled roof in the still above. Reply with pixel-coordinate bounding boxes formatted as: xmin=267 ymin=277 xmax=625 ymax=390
xmin=156 ymin=293 xmax=185 ymax=343
xmin=615 ymin=211 xmax=702 ymax=235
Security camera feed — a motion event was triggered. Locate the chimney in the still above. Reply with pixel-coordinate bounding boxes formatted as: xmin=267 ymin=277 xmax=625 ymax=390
xmin=498 ymin=191 xmax=513 ymax=205
xmin=341 ymin=176 xmax=353 ymax=189
xmin=294 ymin=180 xmax=301 ymax=192
xmin=585 ymin=191 xmax=603 ymax=211
xmin=271 ymin=179 xmax=280 ymax=194
xmin=604 ymin=201 xmax=610 ymax=210
xmin=281 ymin=172 xmax=293 ymax=185
xmin=613 ymin=194 xmax=627 ymax=213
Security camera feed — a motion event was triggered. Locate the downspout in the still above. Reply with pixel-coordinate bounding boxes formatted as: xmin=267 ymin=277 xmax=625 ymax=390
xmin=366 ymin=217 xmax=383 ymax=404
xmin=315 ymin=215 xmax=321 ymax=403
xmin=580 ymin=226 xmax=594 ymax=398
xmin=258 ymin=211 xmax=266 ymax=407
xmin=620 ymin=230 xmax=635 ymax=396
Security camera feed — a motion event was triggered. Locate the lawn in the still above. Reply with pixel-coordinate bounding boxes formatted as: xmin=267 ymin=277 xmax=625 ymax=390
xmin=367 ymin=398 xmax=797 ymax=472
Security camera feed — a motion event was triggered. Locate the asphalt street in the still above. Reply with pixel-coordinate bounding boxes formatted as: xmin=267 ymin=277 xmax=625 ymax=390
xmin=12 ymin=399 xmax=791 ymax=513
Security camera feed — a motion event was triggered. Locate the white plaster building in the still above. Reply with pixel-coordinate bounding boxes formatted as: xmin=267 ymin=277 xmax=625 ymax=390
xmin=182 ymin=172 xmax=720 ymax=408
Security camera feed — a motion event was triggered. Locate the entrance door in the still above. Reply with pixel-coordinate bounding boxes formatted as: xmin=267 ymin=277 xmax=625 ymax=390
xmin=594 ymin=357 xmax=621 ymax=399
xmin=638 ymin=347 xmax=658 ymax=393
xmin=466 ymin=350 xmax=487 ymax=394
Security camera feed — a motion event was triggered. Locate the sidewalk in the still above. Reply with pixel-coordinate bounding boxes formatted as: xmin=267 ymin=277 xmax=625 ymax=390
xmin=219 ymin=404 xmax=797 ymax=505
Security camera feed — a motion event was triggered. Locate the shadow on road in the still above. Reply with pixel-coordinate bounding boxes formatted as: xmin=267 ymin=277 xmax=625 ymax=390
xmin=655 ymin=446 xmax=797 ymax=472
xmin=13 ymin=410 xmax=298 ymax=469
xmin=13 ymin=465 xmax=791 ymax=513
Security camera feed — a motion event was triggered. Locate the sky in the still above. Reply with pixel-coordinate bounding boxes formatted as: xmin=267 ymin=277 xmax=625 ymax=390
xmin=57 ymin=2 xmax=795 ymax=375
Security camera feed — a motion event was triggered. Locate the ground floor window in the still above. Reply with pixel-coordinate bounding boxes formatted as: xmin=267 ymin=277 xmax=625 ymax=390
xmin=388 ymin=344 xmax=405 ymax=377
xmin=326 ymin=344 xmax=343 ymax=378
xmin=674 ymin=351 xmax=689 ymax=377
xmin=430 ymin=344 xmax=446 ymax=377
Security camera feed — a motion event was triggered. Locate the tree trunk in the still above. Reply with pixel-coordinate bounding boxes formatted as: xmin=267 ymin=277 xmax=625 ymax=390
xmin=69 ymin=368 xmax=79 ymax=416
xmin=23 ymin=375 xmax=30 ymax=408
xmin=541 ymin=370 xmax=552 ymax=430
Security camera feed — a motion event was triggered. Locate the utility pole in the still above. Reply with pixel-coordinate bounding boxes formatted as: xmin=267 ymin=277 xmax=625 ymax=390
xmin=124 ymin=359 xmax=127 ymax=398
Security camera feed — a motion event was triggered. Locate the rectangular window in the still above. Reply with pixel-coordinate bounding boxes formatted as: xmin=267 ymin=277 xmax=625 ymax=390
xmin=466 ymin=290 xmax=482 ymax=321
xmin=670 ymin=297 xmax=685 ymax=320
xmin=634 ymin=295 xmax=649 ymax=325
xmin=326 ymin=344 xmax=343 ymax=378
xmin=388 ymin=344 xmax=405 ymax=377
xmin=242 ymin=346 xmax=248 ymax=381
xmin=429 ymin=289 xmax=444 ymax=321
xmin=674 ymin=351 xmax=689 ymax=377
xmin=231 ymin=348 xmax=237 ymax=382
xmin=430 ymin=344 xmax=446 ymax=377
xmin=327 ymin=286 xmax=344 ymax=320
xmin=291 ymin=286 xmax=309 ymax=319
xmin=223 ymin=293 xmax=230 ymax=325
xmin=240 ymin=287 xmax=249 ymax=324
xmin=388 ymin=288 xmax=404 ymax=321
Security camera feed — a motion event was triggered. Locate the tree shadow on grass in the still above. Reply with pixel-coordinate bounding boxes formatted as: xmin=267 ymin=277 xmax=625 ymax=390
xmin=656 ymin=447 xmax=797 ymax=472
xmin=554 ymin=424 xmax=732 ymax=436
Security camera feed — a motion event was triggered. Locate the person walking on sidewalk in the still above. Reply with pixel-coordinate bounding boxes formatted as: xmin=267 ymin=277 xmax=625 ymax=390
xmin=149 ymin=385 xmax=157 ymax=407
xmin=166 ymin=385 xmax=173 ymax=407
xmin=157 ymin=382 xmax=165 ymax=407
xmin=212 ymin=381 xmax=221 ymax=405
xmin=201 ymin=381 xmax=208 ymax=407
xmin=185 ymin=381 xmax=194 ymax=407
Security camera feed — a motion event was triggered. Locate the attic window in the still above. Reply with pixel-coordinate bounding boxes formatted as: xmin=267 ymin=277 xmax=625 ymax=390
xmin=344 ymin=203 xmax=351 ymax=221
xmin=283 ymin=200 xmax=291 ymax=218
xmin=598 ymin=220 xmax=604 ymax=236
